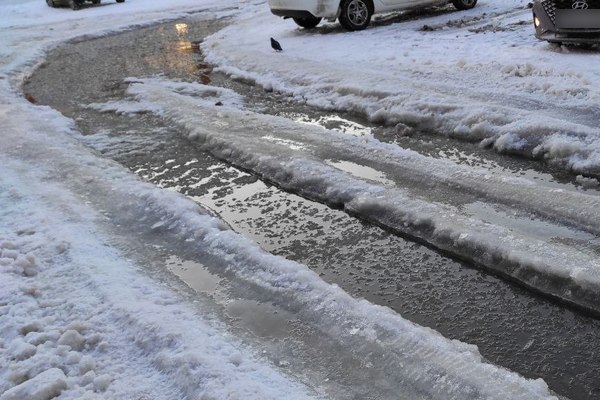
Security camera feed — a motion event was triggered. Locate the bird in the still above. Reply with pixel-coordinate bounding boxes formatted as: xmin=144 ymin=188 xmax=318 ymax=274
xmin=24 ymin=93 xmax=37 ymax=104
xmin=270 ymin=37 xmax=283 ymax=52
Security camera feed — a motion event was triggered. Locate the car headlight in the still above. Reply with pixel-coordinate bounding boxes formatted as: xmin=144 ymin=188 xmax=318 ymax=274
xmin=534 ymin=15 xmax=541 ymax=28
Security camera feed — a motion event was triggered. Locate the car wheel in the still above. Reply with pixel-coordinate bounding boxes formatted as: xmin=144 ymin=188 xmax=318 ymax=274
xmin=451 ymin=0 xmax=477 ymax=10
xmin=69 ymin=0 xmax=81 ymax=10
xmin=46 ymin=0 xmax=56 ymax=7
xmin=116 ymin=0 xmax=125 ymax=3
xmin=339 ymin=0 xmax=372 ymax=31
xmin=293 ymin=15 xmax=322 ymax=29
xmin=92 ymin=0 xmax=101 ymax=4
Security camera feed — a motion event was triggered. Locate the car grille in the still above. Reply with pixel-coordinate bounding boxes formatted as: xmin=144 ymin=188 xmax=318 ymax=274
xmin=542 ymin=1 xmax=557 ymax=22
xmin=542 ymin=0 xmax=600 ymax=23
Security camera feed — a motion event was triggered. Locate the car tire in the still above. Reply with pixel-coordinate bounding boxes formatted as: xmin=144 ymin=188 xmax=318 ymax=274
xmin=451 ymin=0 xmax=477 ymax=10
xmin=339 ymin=0 xmax=372 ymax=31
xmin=293 ymin=15 xmax=322 ymax=29
xmin=92 ymin=0 xmax=101 ymax=4
xmin=46 ymin=0 xmax=56 ymax=7
xmin=69 ymin=0 xmax=81 ymax=10
xmin=116 ymin=0 xmax=125 ymax=3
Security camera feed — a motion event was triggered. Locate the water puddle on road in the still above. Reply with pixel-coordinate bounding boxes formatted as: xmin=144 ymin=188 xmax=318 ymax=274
xmin=225 ymin=299 xmax=295 ymax=339
xmin=326 ymin=160 xmax=395 ymax=187
xmin=166 ymin=255 xmax=222 ymax=295
xmin=166 ymin=255 xmax=295 ymax=340
xmin=280 ymin=111 xmax=373 ymax=137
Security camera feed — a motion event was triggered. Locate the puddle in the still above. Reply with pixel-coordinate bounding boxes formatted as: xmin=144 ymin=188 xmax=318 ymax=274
xmin=326 ymin=160 xmax=395 ymax=187
xmin=281 ymin=111 xmax=372 ymax=137
xmin=166 ymin=256 xmax=294 ymax=339
xmin=261 ymin=135 xmax=306 ymax=151
xmin=166 ymin=255 xmax=222 ymax=294
xmin=225 ymin=299 xmax=295 ymax=339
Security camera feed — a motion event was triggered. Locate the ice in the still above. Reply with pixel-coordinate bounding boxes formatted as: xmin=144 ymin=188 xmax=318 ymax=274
xmin=7 ymin=340 xmax=37 ymax=361
xmin=92 ymin=374 xmax=111 ymax=392
xmin=0 ymin=368 xmax=67 ymax=400
xmin=57 ymin=330 xmax=86 ymax=351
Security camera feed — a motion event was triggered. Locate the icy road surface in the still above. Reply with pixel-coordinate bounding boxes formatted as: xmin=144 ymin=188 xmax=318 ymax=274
xmin=0 ymin=0 xmax=597 ymax=399
xmin=21 ymin=17 xmax=600 ymax=400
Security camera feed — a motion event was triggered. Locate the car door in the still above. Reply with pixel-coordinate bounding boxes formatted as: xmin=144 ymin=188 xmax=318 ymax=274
xmin=378 ymin=0 xmax=419 ymax=7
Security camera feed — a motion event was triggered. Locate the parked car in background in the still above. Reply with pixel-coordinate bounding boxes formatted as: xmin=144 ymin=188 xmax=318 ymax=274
xmin=532 ymin=0 xmax=600 ymax=44
xmin=46 ymin=0 xmax=124 ymax=10
xmin=268 ymin=0 xmax=477 ymax=31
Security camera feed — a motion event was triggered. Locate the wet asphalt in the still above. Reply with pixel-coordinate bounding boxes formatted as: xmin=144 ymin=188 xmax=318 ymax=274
xmin=22 ymin=14 xmax=600 ymax=400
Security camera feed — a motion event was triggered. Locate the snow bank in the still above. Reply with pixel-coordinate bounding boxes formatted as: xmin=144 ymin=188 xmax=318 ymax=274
xmin=202 ymin=0 xmax=600 ymax=176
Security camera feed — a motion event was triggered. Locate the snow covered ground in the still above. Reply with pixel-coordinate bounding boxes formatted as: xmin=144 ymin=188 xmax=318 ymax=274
xmin=0 ymin=0 xmax=596 ymax=399
xmin=204 ymin=0 xmax=600 ymax=176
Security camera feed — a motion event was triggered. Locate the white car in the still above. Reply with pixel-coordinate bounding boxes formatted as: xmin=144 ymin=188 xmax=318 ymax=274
xmin=268 ymin=0 xmax=477 ymax=30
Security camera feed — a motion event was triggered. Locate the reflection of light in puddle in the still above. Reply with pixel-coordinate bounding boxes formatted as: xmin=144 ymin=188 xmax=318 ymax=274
xmin=282 ymin=112 xmax=372 ymax=137
xmin=327 ymin=160 xmax=395 ymax=187
xmin=226 ymin=299 xmax=294 ymax=339
xmin=175 ymin=23 xmax=188 ymax=37
xmin=166 ymin=255 xmax=221 ymax=294
xmin=177 ymin=41 xmax=193 ymax=52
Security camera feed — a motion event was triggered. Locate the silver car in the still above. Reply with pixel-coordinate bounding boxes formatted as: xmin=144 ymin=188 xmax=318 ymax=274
xmin=268 ymin=0 xmax=478 ymax=31
xmin=532 ymin=0 xmax=600 ymax=44
xmin=46 ymin=0 xmax=124 ymax=10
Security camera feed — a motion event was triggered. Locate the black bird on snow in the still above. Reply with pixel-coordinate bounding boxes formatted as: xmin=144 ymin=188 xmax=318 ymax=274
xmin=271 ymin=37 xmax=283 ymax=52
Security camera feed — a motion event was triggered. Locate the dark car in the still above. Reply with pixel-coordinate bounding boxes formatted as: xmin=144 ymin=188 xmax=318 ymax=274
xmin=533 ymin=0 xmax=600 ymax=44
xmin=46 ymin=0 xmax=124 ymax=10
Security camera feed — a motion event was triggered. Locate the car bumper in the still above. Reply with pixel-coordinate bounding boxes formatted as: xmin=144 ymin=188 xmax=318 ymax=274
xmin=268 ymin=0 xmax=339 ymax=19
xmin=533 ymin=1 xmax=600 ymax=43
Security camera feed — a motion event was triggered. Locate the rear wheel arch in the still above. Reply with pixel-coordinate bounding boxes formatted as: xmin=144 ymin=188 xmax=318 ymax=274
xmin=293 ymin=15 xmax=322 ymax=29
xmin=451 ymin=0 xmax=477 ymax=11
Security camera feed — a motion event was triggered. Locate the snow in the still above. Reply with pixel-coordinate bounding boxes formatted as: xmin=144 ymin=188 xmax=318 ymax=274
xmin=0 ymin=0 xmax=589 ymax=399
xmin=203 ymin=0 xmax=600 ymax=176
xmin=0 ymin=368 xmax=67 ymax=400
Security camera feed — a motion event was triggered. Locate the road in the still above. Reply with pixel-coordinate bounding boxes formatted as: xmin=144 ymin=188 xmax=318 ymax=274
xmin=22 ymin=14 xmax=600 ymax=400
